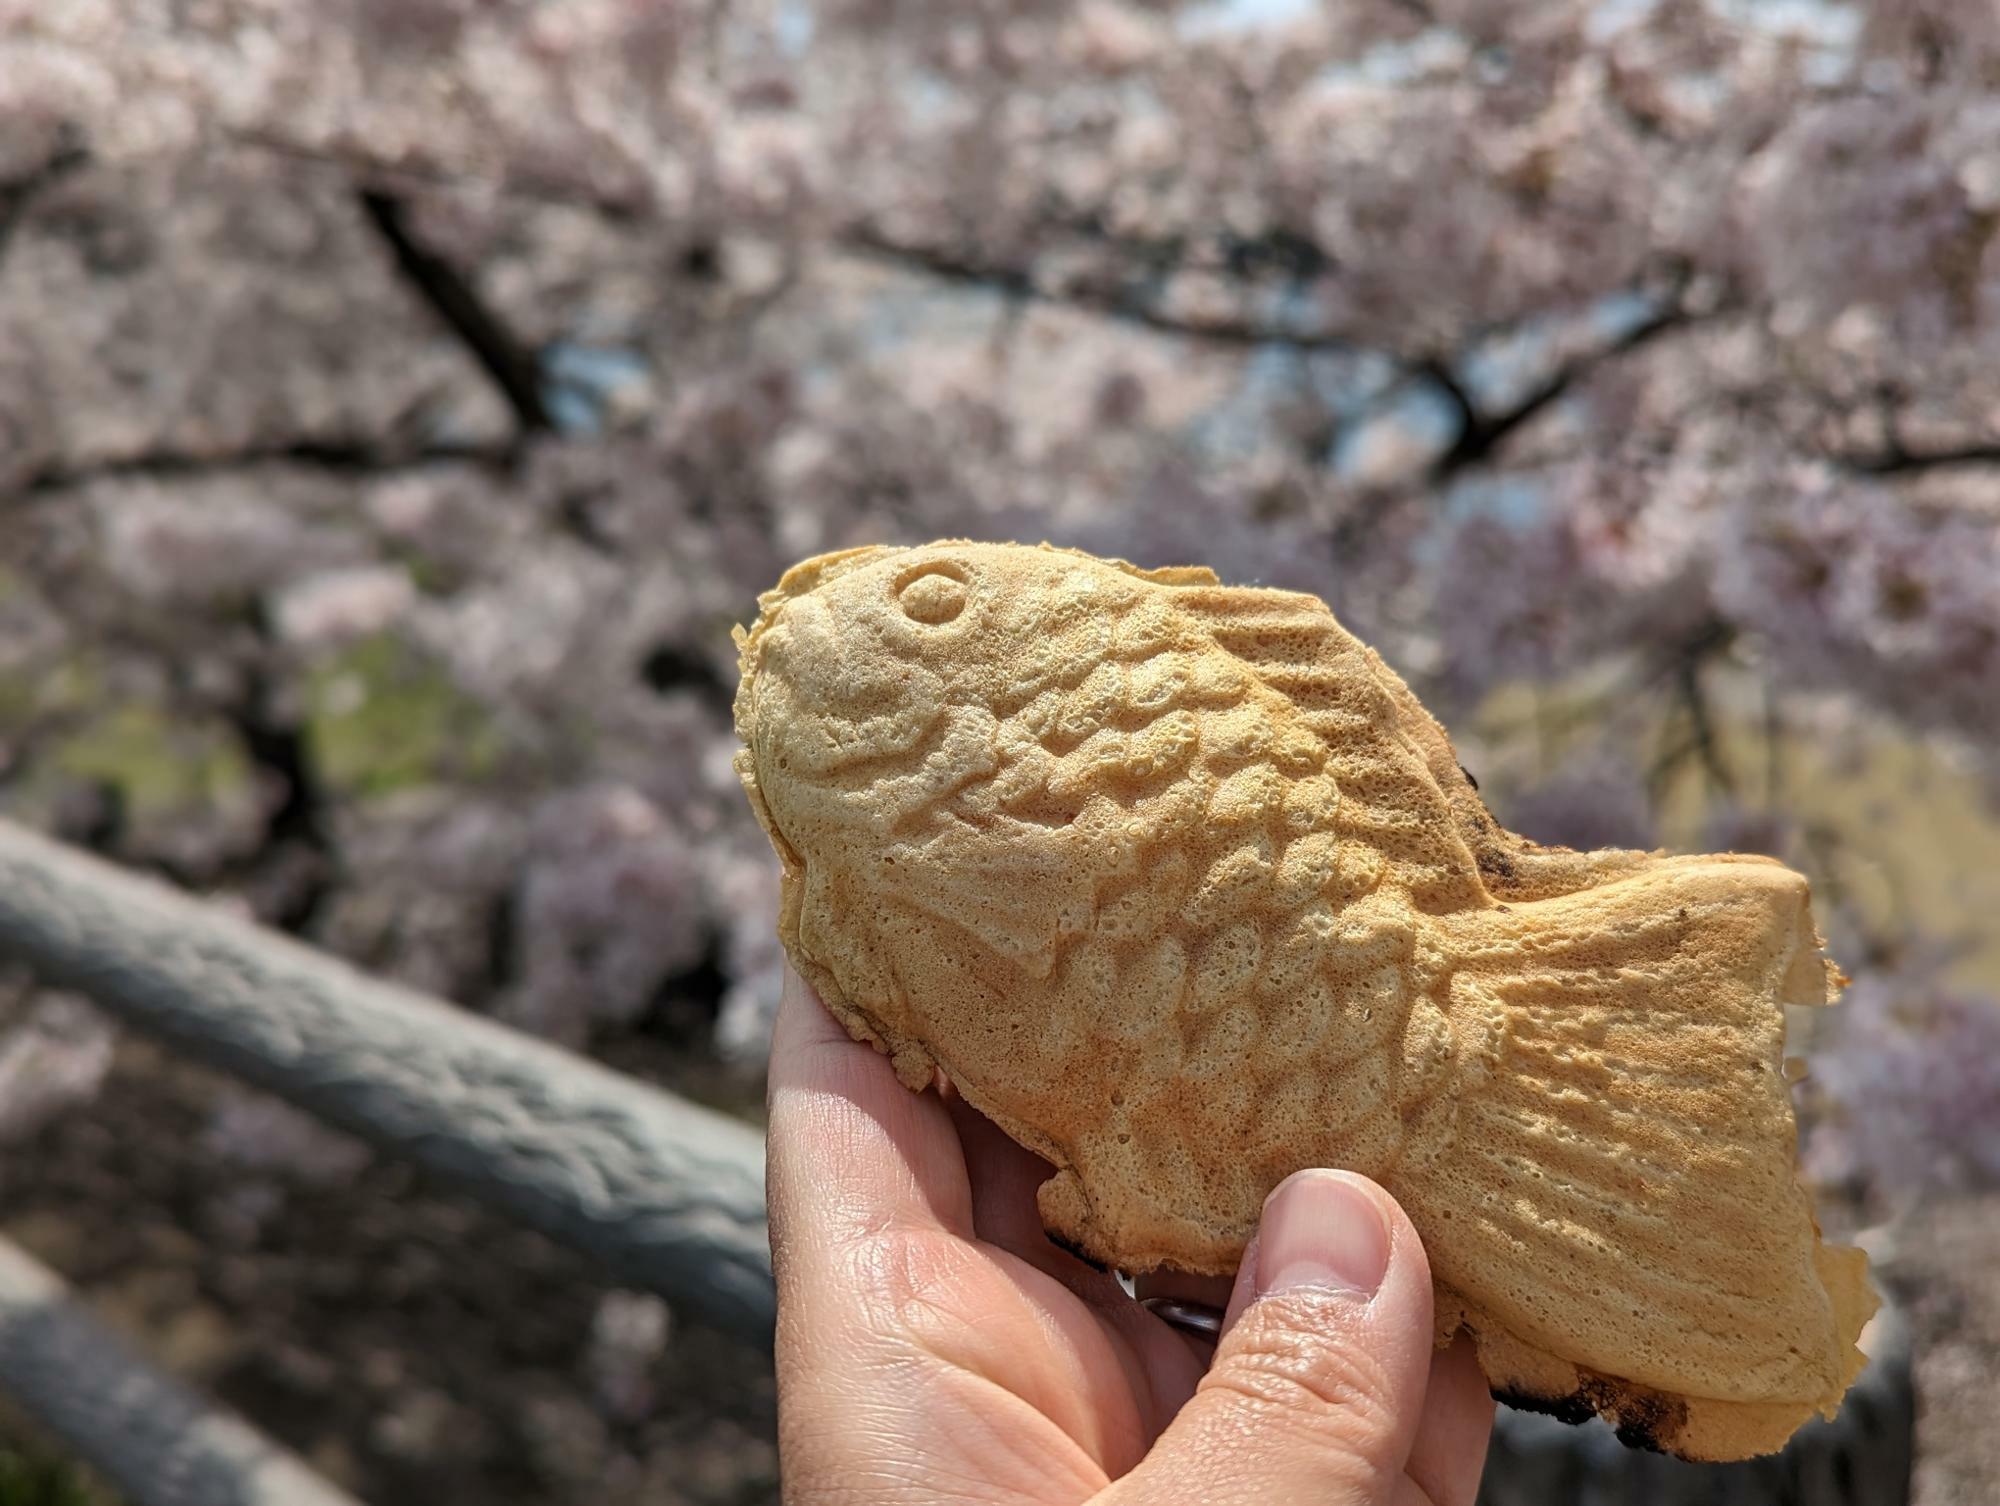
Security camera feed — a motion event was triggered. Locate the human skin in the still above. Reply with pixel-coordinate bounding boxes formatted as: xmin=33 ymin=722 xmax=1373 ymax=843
xmin=766 ymin=965 xmax=1495 ymax=1506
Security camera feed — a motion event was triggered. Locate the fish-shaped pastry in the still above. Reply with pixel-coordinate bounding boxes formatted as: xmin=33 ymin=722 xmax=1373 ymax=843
xmin=732 ymin=539 xmax=1875 ymax=1461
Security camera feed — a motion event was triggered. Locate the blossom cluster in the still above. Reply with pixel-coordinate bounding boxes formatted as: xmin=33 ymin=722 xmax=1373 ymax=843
xmin=2 ymin=0 xmax=1997 ymax=1226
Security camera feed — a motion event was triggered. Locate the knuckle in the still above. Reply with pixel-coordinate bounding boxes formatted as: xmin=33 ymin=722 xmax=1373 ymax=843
xmin=1205 ymin=1303 xmax=1402 ymax=1451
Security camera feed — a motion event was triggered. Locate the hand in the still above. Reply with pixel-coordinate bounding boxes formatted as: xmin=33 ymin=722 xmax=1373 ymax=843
xmin=766 ymin=966 xmax=1495 ymax=1505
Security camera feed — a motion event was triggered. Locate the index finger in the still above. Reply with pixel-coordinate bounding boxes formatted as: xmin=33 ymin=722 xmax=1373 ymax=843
xmin=765 ymin=965 xmax=977 ymax=1265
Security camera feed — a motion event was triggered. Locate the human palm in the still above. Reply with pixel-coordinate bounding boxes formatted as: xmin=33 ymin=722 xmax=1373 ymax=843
xmin=766 ymin=967 xmax=1494 ymax=1505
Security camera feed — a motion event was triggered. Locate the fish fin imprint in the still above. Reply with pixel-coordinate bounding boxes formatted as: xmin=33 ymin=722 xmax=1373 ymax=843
xmin=1360 ymin=649 xmax=1660 ymax=900
xmin=878 ymin=822 xmax=1104 ymax=977
xmin=1165 ymin=573 xmax=1659 ymax=903
xmin=1405 ymin=855 xmax=1873 ymax=1461
xmin=1165 ymin=584 xmax=1494 ymax=912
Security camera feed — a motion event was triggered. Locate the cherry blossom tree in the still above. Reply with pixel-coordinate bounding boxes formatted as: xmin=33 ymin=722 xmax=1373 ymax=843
xmin=3 ymin=0 xmax=1998 ymax=1224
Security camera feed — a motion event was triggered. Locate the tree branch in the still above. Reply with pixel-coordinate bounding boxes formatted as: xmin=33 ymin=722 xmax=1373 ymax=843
xmin=236 ymin=129 xmax=652 ymax=220
xmin=1379 ymin=0 xmax=1440 ymax=23
xmin=1839 ymin=441 xmax=2000 ymax=475
xmin=222 ymin=645 xmax=336 ymax=935
xmin=1646 ymin=619 xmax=1738 ymax=798
xmin=13 ymin=436 xmax=512 ymax=499
xmin=841 ymin=228 xmax=1355 ymax=351
xmin=1677 ymin=649 xmax=1737 ymax=798
xmin=1414 ymin=353 xmax=1479 ymax=446
xmin=0 ymin=130 xmax=88 ymax=263
xmin=357 ymin=189 xmax=553 ymax=434
xmin=1427 ymin=301 xmax=1701 ymax=480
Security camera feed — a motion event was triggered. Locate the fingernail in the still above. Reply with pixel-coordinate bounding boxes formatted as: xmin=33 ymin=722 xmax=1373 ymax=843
xmin=1255 ymin=1170 xmax=1391 ymax=1298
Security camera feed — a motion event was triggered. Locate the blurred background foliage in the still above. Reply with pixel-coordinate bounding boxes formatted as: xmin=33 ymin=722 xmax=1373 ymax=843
xmin=2 ymin=0 xmax=1999 ymax=1501
xmin=0 ymin=1456 xmax=97 ymax=1506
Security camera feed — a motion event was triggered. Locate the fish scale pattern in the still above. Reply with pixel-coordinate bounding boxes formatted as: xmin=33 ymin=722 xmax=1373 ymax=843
xmin=974 ymin=582 xmax=1470 ymax=1207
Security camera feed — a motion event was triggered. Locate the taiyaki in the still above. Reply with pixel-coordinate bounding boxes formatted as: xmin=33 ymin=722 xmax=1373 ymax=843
xmin=732 ymin=540 xmax=1875 ymax=1461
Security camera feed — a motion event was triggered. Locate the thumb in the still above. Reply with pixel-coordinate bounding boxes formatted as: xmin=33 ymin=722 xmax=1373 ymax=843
xmin=1106 ymin=1170 xmax=1435 ymax=1506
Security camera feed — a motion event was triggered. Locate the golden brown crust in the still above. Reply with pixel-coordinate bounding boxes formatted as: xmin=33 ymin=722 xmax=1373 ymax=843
xmin=734 ymin=540 xmax=1875 ymax=1461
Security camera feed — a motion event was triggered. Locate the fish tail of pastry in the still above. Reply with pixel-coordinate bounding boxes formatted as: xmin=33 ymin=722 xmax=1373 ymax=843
xmin=1400 ymin=854 xmax=1875 ymax=1460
